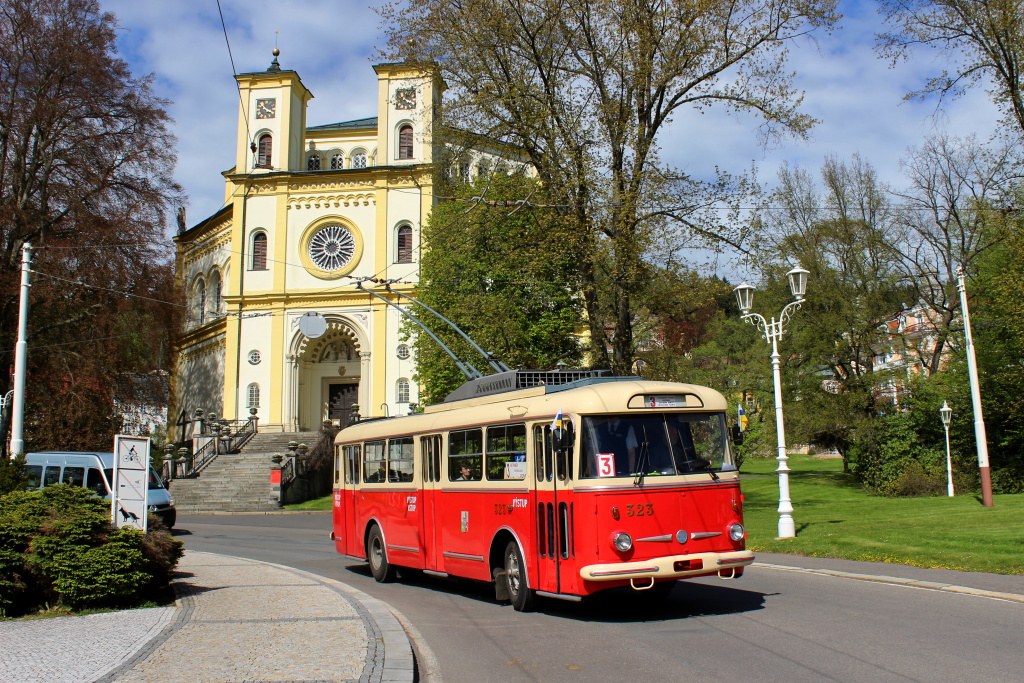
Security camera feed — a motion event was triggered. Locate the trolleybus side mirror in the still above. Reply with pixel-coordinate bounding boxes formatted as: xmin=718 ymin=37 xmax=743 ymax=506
xmin=730 ymin=423 xmax=743 ymax=445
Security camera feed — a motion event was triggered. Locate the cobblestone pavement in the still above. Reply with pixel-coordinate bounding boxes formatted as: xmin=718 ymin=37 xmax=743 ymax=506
xmin=0 ymin=551 xmax=415 ymax=683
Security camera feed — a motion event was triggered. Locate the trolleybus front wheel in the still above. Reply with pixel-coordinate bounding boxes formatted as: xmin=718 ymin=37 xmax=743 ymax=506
xmin=367 ymin=525 xmax=396 ymax=582
xmin=504 ymin=541 xmax=535 ymax=612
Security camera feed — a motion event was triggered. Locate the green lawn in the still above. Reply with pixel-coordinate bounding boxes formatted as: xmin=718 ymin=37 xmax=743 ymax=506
xmin=283 ymin=495 xmax=333 ymax=511
xmin=740 ymin=454 xmax=1024 ymax=574
xmin=283 ymin=457 xmax=1024 ymax=574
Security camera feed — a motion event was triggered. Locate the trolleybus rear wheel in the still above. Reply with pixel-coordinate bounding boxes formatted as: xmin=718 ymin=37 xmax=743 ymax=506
xmin=367 ymin=525 xmax=396 ymax=582
xmin=504 ymin=541 xmax=535 ymax=612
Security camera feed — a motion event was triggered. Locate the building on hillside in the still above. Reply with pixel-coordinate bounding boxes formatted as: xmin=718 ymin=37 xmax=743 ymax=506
xmin=172 ymin=51 xmax=447 ymax=435
xmin=873 ymin=301 xmax=951 ymax=406
xmin=115 ymin=371 xmax=170 ymax=437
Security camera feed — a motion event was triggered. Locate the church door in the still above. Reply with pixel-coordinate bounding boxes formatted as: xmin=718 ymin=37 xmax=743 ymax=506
xmin=328 ymin=383 xmax=358 ymax=426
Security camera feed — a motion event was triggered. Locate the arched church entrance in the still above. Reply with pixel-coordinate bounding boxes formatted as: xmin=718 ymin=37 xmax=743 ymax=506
xmin=291 ymin=319 xmax=365 ymax=431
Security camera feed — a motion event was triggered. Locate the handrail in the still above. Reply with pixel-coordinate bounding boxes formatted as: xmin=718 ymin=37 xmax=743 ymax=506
xmin=279 ymin=426 xmax=335 ymax=491
xmin=182 ymin=414 xmax=259 ymax=477
xmin=185 ymin=438 xmax=218 ymax=478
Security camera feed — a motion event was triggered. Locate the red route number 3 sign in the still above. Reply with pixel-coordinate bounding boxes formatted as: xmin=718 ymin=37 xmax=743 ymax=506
xmin=597 ymin=452 xmax=615 ymax=478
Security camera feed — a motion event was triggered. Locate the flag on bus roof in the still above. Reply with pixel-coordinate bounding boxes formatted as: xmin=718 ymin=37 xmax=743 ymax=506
xmin=550 ymin=409 xmax=563 ymax=431
xmin=738 ymin=404 xmax=748 ymax=432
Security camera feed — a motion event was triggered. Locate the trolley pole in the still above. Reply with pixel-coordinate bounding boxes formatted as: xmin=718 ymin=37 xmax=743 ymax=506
xmin=10 ymin=243 xmax=31 ymax=457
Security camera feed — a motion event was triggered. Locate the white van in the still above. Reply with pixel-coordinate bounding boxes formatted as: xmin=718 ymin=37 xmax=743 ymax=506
xmin=24 ymin=451 xmax=176 ymax=529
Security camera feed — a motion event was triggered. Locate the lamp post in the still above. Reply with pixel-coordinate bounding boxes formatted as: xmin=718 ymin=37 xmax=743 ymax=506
xmin=955 ymin=267 xmax=993 ymax=507
xmin=734 ymin=266 xmax=809 ymax=539
xmin=939 ymin=401 xmax=954 ymax=497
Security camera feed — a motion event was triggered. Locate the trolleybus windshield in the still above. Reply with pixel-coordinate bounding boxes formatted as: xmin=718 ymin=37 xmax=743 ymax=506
xmin=581 ymin=412 xmax=734 ymax=478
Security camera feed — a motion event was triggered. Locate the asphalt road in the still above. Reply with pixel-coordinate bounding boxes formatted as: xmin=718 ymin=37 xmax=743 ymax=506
xmin=175 ymin=512 xmax=1024 ymax=683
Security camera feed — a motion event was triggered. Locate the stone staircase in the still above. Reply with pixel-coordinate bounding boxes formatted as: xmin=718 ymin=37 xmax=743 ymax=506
xmin=169 ymin=431 xmax=322 ymax=513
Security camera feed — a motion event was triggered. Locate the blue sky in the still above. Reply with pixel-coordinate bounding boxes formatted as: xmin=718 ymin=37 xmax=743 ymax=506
xmin=100 ymin=0 xmax=1000 ymax=238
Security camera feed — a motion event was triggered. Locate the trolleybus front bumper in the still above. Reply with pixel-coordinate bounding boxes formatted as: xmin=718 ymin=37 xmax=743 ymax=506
xmin=580 ymin=550 xmax=755 ymax=582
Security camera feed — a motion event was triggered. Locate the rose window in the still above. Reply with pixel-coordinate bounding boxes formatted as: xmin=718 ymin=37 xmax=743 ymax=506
xmin=308 ymin=224 xmax=356 ymax=271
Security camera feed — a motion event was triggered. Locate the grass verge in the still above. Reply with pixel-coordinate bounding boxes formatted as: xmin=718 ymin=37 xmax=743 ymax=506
xmin=283 ymin=495 xmax=333 ymax=511
xmin=740 ymin=454 xmax=1024 ymax=574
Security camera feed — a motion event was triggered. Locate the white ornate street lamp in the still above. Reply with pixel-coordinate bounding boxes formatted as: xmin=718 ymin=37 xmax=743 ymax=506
xmin=955 ymin=267 xmax=993 ymax=507
xmin=939 ymin=401 xmax=954 ymax=497
xmin=734 ymin=267 xmax=809 ymax=539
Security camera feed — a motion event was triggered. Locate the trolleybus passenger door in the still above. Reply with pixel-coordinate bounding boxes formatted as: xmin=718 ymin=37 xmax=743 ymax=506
xmin=532 ymin=421 xmax=575 ymax=596
xmin=337 ymin=444 xmax=360 ymax=556
xmin=419 ymin=434 xmax=443 ymax=571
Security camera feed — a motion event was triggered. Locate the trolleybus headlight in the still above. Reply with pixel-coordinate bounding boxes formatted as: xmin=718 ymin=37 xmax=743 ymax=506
xmin=612 ymin=532 xmax=633 ymax=552
xmin=728 ymin=523 xmax=745 ymax=542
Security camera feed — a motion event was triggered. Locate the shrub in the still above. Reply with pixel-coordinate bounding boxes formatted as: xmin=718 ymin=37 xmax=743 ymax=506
xmin=0 ymin=453 xmax=27 ymax=496
xmin=850 ymin=413 xmax=946 ymax=497
xmin=0 ymin=484 xmax=182 ymax=617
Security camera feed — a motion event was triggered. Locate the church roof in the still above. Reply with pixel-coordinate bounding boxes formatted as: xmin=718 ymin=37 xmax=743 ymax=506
xmin=307 ymin=117 xmax=378 ymax=132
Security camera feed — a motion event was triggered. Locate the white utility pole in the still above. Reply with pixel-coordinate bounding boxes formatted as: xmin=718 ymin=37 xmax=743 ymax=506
xmin=10 ymin=243 xmax=31 ymax=457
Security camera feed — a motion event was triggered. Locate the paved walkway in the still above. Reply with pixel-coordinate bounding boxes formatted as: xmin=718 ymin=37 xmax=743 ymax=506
xmin=0 ymin=551 xmax=415 ymax=683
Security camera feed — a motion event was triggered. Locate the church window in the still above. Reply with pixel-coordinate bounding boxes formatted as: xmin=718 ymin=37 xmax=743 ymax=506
xmin=397 ymin=378 xmax=410 ymax=404
xmin=308 ymin=224 xmax=356 ymax=271
xmin=251 ymin=232 xmax=268 ymax=270
xmin=307 ymin=154 xmax=321 ymax=170
xmin=396 ymin=344 xmax=410 ymax=360
xmin=247 ymin=383 xmax=260 ymax=409
xmin=248 ymin=350 xmax=261 ymax=365
xmin=352 ymin=151 xmax=367 ymax=168
xmin=194 ymin=279 xmax=206 ymax=325
xmin=209 ymin=270 xmax=222 ymax=317
xmin=398 ymin=125 xmax=413 ymax=160
xmin=330 ymin=153 xmax=344 ymax=170
xmin=256 ymin=134 xmax=273 ymax=168
xmin=396 ymin=224 xmax=413 ymax=263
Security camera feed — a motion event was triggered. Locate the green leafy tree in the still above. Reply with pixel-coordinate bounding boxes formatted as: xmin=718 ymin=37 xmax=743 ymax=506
xmin=382 ymin=0 xmax=839 ymax=373
xmin=415 ymin=173 xmax=582 ymax=403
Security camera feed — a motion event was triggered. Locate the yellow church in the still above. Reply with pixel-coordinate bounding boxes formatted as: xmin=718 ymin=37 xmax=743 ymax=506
xmin=172 ymin=51 xmax=442 ymax=435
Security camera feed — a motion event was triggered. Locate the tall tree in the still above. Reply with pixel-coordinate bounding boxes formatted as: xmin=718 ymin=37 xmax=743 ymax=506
xmin=0 ymin=0 xmax=180 ymax=453
xmin=878 ymin=0 xmax=1024 ymax=139
xmin=381 ymin=0 xmax=839 ymax=373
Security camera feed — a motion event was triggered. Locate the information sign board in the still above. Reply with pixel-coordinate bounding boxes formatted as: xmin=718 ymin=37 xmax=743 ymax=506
xmin=112 ymin=435 xmax=150 ymax=531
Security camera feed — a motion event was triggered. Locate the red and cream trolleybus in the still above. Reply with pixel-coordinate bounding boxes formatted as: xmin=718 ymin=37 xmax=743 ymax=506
xmin=331 ymin=370 xmax=754 ymax=611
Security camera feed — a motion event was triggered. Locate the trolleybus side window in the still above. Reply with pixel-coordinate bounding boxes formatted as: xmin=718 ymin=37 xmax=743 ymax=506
xmin=422 ymin=435 xmax=442 ymax=483
xmin=449 ymin=428 xmax=482 ymax=481
xmin=343 ymin=445 xmax=360 ymax=484
xmin=388 ymin=436 xmax=414 ymax=483
xmin=533 ymin=425 xmax=553 ymax=481
xmin=486 ymin=423 xmax=527 ymax=480
xmin=334 ymin=445 xmax=342 ymax=486
xmin=364 ymin=440 xmax=387 ymax=483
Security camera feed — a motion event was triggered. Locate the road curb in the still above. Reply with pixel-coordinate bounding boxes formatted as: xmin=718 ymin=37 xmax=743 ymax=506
xmin=754 ymin=562 xmax=1024 ymax=604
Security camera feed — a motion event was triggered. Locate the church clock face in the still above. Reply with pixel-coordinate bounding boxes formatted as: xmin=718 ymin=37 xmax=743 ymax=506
xmin=256 ymin=98 xmax=276 ymax=119
xmin=307 ymin=224 xmax=356 ymax=271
